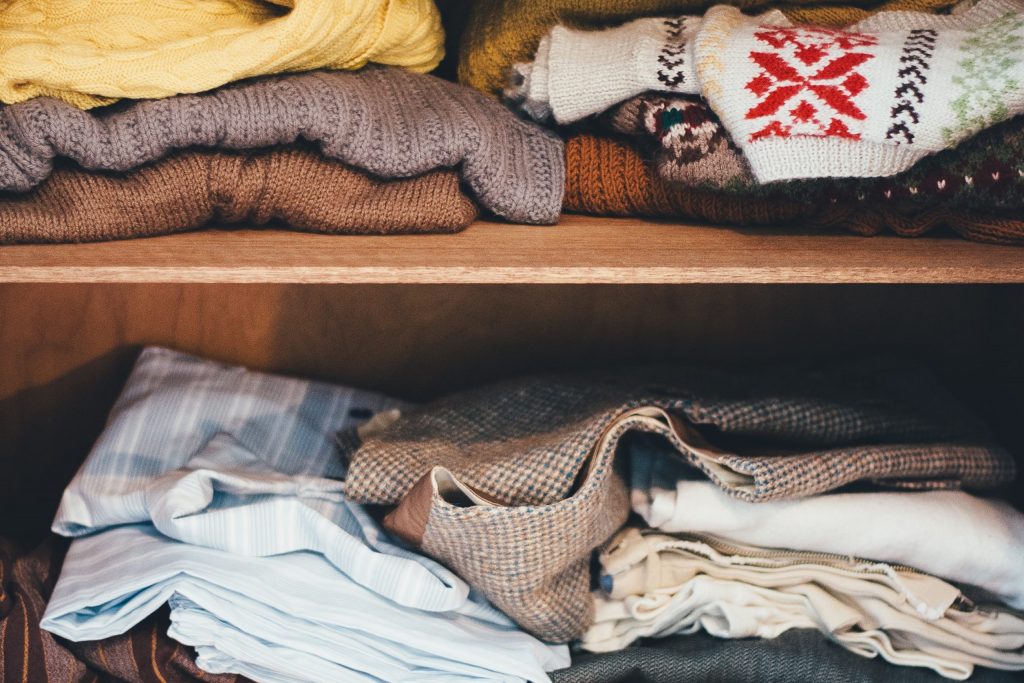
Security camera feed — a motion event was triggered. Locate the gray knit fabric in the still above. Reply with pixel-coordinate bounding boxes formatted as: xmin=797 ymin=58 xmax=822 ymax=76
xmin=0 ymin=66 xmax=565 ymax=225
xmin=552 ymin=631 xmax=1024 ymax=683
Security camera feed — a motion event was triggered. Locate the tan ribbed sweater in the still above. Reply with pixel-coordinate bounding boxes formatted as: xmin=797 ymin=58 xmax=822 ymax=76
xmin=0 ymin=148 xmax=478 ymax=244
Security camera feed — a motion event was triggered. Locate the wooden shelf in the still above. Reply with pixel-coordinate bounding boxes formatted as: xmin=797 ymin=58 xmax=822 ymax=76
xmin=1 ymin=215 xmax=1022 ymax=284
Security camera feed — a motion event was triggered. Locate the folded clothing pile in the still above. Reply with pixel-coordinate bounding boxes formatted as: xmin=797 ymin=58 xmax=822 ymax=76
xmin=465 ymin=0 xmax=1024 ymax=242
xmin=586 ymin=529 xmax=1024 ymax=679
xmin=24 ymin=348 xmax=569 ymax=682
xmin=341 ymin=358 xmax=1024 ymax=679
xmin=11 ymin=349 xmax=1022 ymax=681
xmin=0 ymin=0 xmax=566 ymax=243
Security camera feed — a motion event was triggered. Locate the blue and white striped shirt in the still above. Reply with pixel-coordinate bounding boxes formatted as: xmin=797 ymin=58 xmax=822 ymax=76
xmin=42 ymin=347 xmax=569 ymax=682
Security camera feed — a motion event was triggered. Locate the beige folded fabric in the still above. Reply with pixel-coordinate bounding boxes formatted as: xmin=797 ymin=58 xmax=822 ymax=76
xmin=0 ymin=148 xmax=479 ymax=243
xmin=585 ymin=529 xmax=1024 ymax=680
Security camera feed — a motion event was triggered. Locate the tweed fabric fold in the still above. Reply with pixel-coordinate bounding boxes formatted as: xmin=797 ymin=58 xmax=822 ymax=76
xmin=351 ymin=362 xmax=1013 ymax=643
xmin=0 ymin=67 xmax=565 ymax=225
xmin=382 ymin=436 xmax=631 ymax=642
xmin=695 ymin=0 xmax=1024 ymax=182
xmin=0 ymin=0 xmax=443 ymax=109
xmin=342 ymin=360 xmax=1011 ymax=507
xmin=0 ymin=148 xmax=478 ymax=244
xmin=564 ymin=133 xmax=1024 ymax=243
xmin=0 ymin=538 xmax=245 ymax=683
xmin=460 ymin=0 xmax=960 ymax=99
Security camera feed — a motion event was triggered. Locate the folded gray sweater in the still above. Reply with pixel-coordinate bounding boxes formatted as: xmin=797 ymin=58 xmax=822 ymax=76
xmin=0 ymin=66 xmax=564 ymax=225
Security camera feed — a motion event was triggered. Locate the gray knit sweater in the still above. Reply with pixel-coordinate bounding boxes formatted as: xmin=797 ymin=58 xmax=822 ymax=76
xmin=0 ymin=66 xmax=564 ymax=225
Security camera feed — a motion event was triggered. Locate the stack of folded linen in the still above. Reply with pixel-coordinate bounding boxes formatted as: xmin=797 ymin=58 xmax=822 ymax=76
xmin=12 ymin=348 xmax=569 ymax=682
xmin=0 ymin=0 xmax=566 ymax=243
xmin=459 ymin=0 xmax=1024 ymax=243
xmin=341 ymin=360 xmax=1024 ymax=680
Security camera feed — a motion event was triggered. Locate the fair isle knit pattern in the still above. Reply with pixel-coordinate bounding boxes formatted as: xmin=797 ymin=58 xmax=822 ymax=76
xmin=0 ymin=67 xmax=565 ymax=225
xmin=506 ymin=16 xmax=701 ymax=123
xmin=694 ymin=0 xmax=1024 ymax=182
xmin=606 ymin=95 xmax=756 ymax=187
xmin=943 ymin=11 xmax=1024 ymax=143
xmin=604 ymin=94 xmax=1024 ymax=213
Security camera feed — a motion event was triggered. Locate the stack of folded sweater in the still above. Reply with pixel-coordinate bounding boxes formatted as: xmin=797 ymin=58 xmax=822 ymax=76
xmin=459 ymin=0 xmax=1024 ymax=243
xmin=0 ymin=0 xmax=565 ymax=243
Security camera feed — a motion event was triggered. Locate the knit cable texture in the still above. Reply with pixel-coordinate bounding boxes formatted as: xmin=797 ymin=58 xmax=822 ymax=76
xmin=0 ymin=67 xmax=565 ymax=225
xmin=0 ymin=148 xmax=478 ymax=244
xmin=460 ymin=0 xmax=960 ymax=99
xmin=0 ymin=0 xmax=444 ymax=109
xmin=695 ymin=0 xmax=1024 ymax=181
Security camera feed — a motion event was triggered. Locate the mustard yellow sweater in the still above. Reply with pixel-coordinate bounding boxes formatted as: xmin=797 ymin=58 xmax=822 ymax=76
xmin=459 ymin=0 xmax=959 ymax=98
xmin=0 ymin=0 xmax=444 ymax=109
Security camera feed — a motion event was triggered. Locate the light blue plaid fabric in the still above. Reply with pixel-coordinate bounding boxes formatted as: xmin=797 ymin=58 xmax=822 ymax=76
xmin=41 ymin=347 xmax=569 ymax=683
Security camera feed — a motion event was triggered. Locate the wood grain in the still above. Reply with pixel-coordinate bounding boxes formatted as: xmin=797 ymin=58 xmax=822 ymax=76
xmin=2 ymin=216 xmax=1023 ymax=284
xmin=3 ymin=283 xmax=1023 ymax=541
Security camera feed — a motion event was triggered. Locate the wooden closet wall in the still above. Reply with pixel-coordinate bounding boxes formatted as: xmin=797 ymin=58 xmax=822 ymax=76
xmin=2 ymin=274 xmax=1024 ymax=544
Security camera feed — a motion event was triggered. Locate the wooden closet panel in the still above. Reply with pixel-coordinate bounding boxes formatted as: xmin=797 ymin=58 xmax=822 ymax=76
xmin=2 ymin=283 xmax=1022 ymax=541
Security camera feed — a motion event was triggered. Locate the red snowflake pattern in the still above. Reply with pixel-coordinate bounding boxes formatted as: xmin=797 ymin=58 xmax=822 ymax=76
xmin=745 ymin=26 xmax=878 ymax=142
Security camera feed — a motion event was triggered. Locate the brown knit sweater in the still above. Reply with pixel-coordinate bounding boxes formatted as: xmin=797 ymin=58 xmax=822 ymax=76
xmin=563 ymin=134 xmax=1024 ymax=244
xmin=0 ymin=148 xmax=478 ymax=244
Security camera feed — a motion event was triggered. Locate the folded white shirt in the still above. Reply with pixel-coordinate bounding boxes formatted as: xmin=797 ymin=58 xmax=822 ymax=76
xmin=632 ymin=453 xmax=1024 ymax=609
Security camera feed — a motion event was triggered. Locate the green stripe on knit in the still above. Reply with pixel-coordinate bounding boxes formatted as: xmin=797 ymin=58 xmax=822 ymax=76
xmin=942 ymin=12 xmax=1024 ymax=145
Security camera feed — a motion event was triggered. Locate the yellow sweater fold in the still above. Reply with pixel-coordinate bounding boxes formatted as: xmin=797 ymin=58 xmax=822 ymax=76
xmin=0 ymin=0 xmax=444 ymax=109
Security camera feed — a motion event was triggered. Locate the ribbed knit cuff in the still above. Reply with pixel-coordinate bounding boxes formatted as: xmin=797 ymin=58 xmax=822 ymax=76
xmin=746 ymin=137 xmax=929 ymax=183
xmin=515 ymin=16 xmax=701 ymax=125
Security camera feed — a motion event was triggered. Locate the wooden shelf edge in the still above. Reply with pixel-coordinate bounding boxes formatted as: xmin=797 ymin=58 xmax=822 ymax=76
xmin=2 ymin=217 xmax=1022 ymax=285
xmin=2 ymin=265 xmax=1024 ymax=284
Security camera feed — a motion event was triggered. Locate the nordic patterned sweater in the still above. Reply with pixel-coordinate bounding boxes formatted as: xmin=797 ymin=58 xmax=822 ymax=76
xmin=512 ymin=0 xmax=1024 ymax=182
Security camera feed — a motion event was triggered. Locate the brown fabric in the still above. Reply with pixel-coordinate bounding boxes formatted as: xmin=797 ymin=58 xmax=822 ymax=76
xmin=346 ymin=361 xmax=1014 ymax=641
xmin=0 ymin=147 xmax=479 ymax=244
xmin=0 ymin=537 xmax=244 ymax=683
xmin=385 ymin=436 xmax=631 ymax=642
xmin=383 ymin=473 xmax=435 ymax=546
xmin=563 ymin=133 xmax=1024 ymax=244
xmin=343 ymin=360 xmax=1009 ymax=507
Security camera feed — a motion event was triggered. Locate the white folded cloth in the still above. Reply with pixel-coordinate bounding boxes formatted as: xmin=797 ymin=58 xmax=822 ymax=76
xmin=583 ymin=528 xmax=1024 ymax=680
xmin=631 ymin=452 xmax=1024 ymax=610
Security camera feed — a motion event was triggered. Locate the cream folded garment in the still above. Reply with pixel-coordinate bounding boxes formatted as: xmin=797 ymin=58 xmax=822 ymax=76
xmin=584 ymin=529 xmax=1024 ymax=680
xmin=630 ymin=447 xmax=1024 ymax=610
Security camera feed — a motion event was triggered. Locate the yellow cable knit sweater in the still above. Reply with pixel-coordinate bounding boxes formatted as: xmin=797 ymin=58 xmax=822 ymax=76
xmin=459 ymin=0 xmax=959 ymax=98
xmin=0 ymin=0 xmax=444 ymax=109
